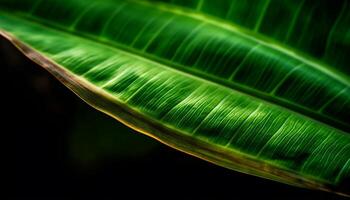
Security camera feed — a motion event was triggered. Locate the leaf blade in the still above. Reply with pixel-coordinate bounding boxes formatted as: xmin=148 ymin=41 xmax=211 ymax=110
xmin=1 ymin=0 xmax=349 ymax=195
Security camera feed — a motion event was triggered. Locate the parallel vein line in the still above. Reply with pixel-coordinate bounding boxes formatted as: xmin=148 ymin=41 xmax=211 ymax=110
xmin=192 ymin=94 xmax=230 ymax=134
xmin=253 ymin=0 xmax=271 ymax=32
xmin=225 ymin=104 xmax=263 ymax=147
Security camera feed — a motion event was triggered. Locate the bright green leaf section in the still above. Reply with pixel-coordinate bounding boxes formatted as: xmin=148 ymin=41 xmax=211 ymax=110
xmin=0 ymin=0 xmax=349 ymax=195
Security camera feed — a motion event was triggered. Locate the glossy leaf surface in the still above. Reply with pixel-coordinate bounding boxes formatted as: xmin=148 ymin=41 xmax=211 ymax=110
xmin=0 ymin=0 xmax=349 ymax=195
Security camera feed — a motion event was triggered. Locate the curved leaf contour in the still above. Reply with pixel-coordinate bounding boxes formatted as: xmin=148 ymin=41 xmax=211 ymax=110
xmin=0 ymin=0 xmax=349 ymax=196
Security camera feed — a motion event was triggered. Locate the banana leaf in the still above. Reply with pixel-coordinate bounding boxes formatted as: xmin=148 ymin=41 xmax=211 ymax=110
xmin=0 ymin=0 xmax=349 ymax=196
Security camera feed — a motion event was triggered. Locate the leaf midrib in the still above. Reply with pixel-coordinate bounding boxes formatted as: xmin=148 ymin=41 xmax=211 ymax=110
xmin=1 ymin=10 xmax=349 ymax=133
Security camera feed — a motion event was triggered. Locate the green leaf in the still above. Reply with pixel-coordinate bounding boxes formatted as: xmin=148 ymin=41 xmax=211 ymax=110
xmin=1 ymin=0 xmax=349 ymax=196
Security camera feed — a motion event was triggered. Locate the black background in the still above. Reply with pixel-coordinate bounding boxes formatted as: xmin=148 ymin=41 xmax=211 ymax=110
xmin=2 ymin=36 xmax=347 ymax=199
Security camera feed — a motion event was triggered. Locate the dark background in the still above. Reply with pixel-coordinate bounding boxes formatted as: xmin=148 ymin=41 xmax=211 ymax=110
xmin=2 ymin=37 xmax=346 ymax=199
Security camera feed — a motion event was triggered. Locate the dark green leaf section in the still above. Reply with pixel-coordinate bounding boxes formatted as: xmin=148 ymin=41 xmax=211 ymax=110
xmin=0 ymin=0 xmax=349 ymax=195
xmin=139 ymin=0 xmax=350 ymax=76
